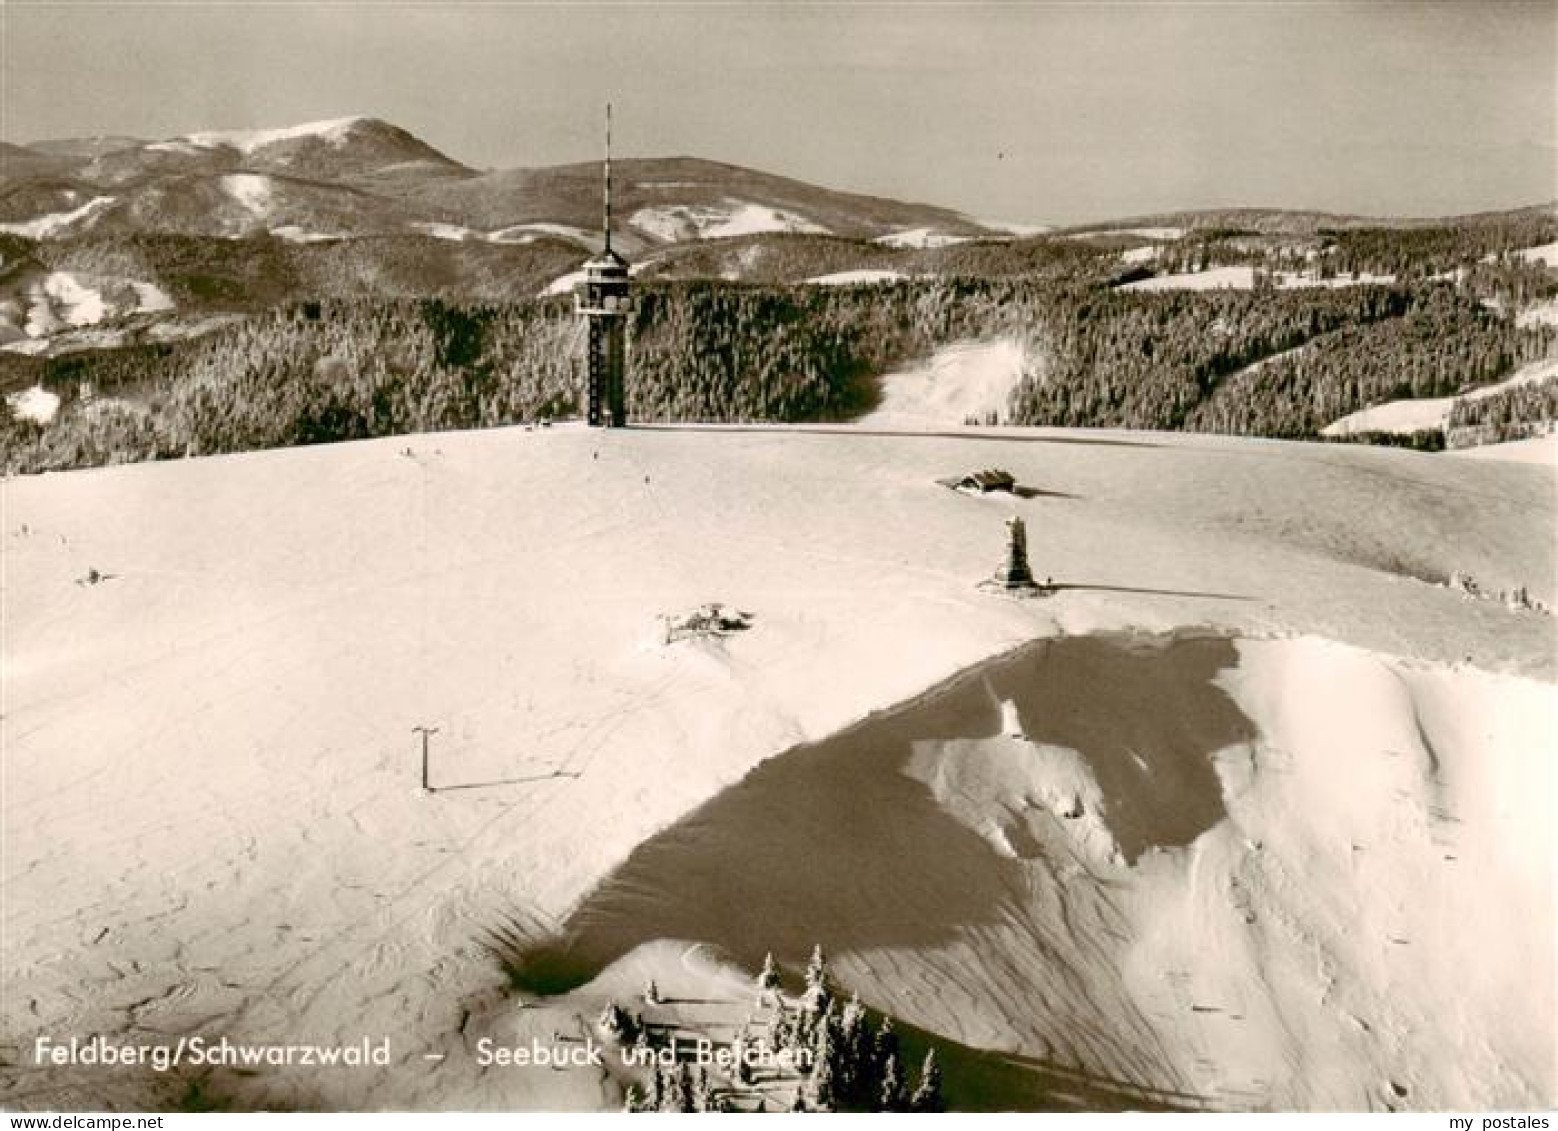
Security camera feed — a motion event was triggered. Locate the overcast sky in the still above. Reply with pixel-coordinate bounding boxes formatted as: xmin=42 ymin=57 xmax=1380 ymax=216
xmin=3 ymin=1 xmax=1552 ymax=224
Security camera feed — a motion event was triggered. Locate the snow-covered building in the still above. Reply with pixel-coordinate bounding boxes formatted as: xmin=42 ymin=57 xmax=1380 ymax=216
xmin=956 ymin=468 xmax=1016 ymax=494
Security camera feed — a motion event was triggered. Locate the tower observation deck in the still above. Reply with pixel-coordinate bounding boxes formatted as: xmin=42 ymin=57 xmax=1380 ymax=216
xmin=574 ymin=104 xmax=632 ymax=427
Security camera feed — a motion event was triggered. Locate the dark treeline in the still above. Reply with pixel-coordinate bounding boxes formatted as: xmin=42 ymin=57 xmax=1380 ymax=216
xmin=1005 ymin=284 xmax=1410 ymax=430
xmin=11 ymin=230 xmax=586 ymax=311
xmin=3 ymin=273 xmax=1553 ymax=474
xmin=1320 ymin=214 xmax=1558 ymax=280
xmin=1186 ymin=286 xmax=1555 ymax=437
xmin=1446 ymin=375 xmax=1558 ymax=448
xmin=1145 ymin=215 xmax=1558 ymax=307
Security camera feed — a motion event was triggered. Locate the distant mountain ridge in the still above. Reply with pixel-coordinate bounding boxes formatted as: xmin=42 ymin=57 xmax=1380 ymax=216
xmin=0 ymin=116 xmax=998 ymax=250
xmin=1059 ymin=202 xmax=1558 ymax=237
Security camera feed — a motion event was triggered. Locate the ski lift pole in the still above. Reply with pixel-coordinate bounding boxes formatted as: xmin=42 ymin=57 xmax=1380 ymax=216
xmin=413 ymin=725 xmax=439 ymax=792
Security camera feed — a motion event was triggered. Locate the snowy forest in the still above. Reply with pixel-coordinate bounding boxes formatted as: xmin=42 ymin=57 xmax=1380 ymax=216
xmin=2 ymin=215 xmax=1555 ymax=474
xmin=603 ymin=947 xmax=945 ymax=1114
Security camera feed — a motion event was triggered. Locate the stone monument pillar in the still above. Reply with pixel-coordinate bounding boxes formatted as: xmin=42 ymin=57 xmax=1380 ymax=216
xmin=994 ymin=514 xmax=1037 ymax=590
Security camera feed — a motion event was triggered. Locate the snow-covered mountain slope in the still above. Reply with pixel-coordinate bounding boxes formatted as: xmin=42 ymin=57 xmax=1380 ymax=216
xmin=0 ymin=195 xmax=118 ymax=239
xmin=407 ymin=156 xmax=995 ymax=251
xmin=630 ymin=199 xmax=829 ymax=242
xmin=184 ymin=115 xmax=380 ymax=155
xmin=2 ymin=425 xmax=1552 ymax=1111
xmin=556 ymin=633 xmax=1552 ymax=1111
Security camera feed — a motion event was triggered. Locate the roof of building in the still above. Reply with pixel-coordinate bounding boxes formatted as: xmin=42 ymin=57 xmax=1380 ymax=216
xmin=585 ymin=247 xmax=630 ymax=276
xmin=957 ymin=468 xmax=1016 ymax=492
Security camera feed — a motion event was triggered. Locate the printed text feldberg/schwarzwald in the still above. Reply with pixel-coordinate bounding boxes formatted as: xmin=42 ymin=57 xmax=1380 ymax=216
xmin=33 ymin=1036 xmax=392 ymax=1071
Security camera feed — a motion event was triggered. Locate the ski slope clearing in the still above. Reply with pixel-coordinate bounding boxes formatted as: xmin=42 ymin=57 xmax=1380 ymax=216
xmin=2 ymin=425 xmax=1552 ymax=1111
xmin=860 ymin=338 xmax=1030 ymax=428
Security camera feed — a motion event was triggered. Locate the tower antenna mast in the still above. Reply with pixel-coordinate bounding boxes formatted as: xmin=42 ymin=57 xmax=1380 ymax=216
xmin=603 ymin=101 xmax=613 ymax=254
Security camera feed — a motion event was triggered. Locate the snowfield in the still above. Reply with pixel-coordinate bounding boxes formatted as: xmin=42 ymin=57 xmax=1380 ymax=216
xmin=1517 ymin=298 xmax=1558 ymax=330
xmin=269 ymin=225 xmax=344 ymax=244
xmin=873 ymin=227 xmax=968 ymax=250
xmin=185 ymin=116 xmax=372 ymax=155
xmin=486 ymin=222 xmax=596 ymax=246
xmin=413 ymin=221 xmax=596 ymax=247
xmin=1448 ymin=434 xmax=1558 ymax=467
xmin=1 ymin=271 xmax=176 ymax=350
xmin=1516 ymin=241 xmax=1558 ymax=268
xmin=220 ymin=173 xmax=276 ymax=220
xmin=805 ymin=268 xmax=909 ymax=287
xmin=0 ymin=196 xmax=117 ymax=240
xmin=1 ymin=424 xmax=1552 ymax=1111
xmin=629 ymin=200 xmax=828 ymax=242
xmin=4 ymin=384 xmax=62 ymax=424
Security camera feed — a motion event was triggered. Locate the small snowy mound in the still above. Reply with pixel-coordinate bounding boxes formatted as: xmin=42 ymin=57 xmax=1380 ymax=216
xmin=805 ymin=268 xmax=907 ymax=287
xmin=860 ymin=338 xmax=1029 ymax=428
xmin=630 ymin=200 xmax=828 ymax=243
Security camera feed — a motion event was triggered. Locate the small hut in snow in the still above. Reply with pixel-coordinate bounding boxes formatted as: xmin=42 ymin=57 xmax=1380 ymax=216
xmin=955 ymin=468 xmax=1017 ymax=495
